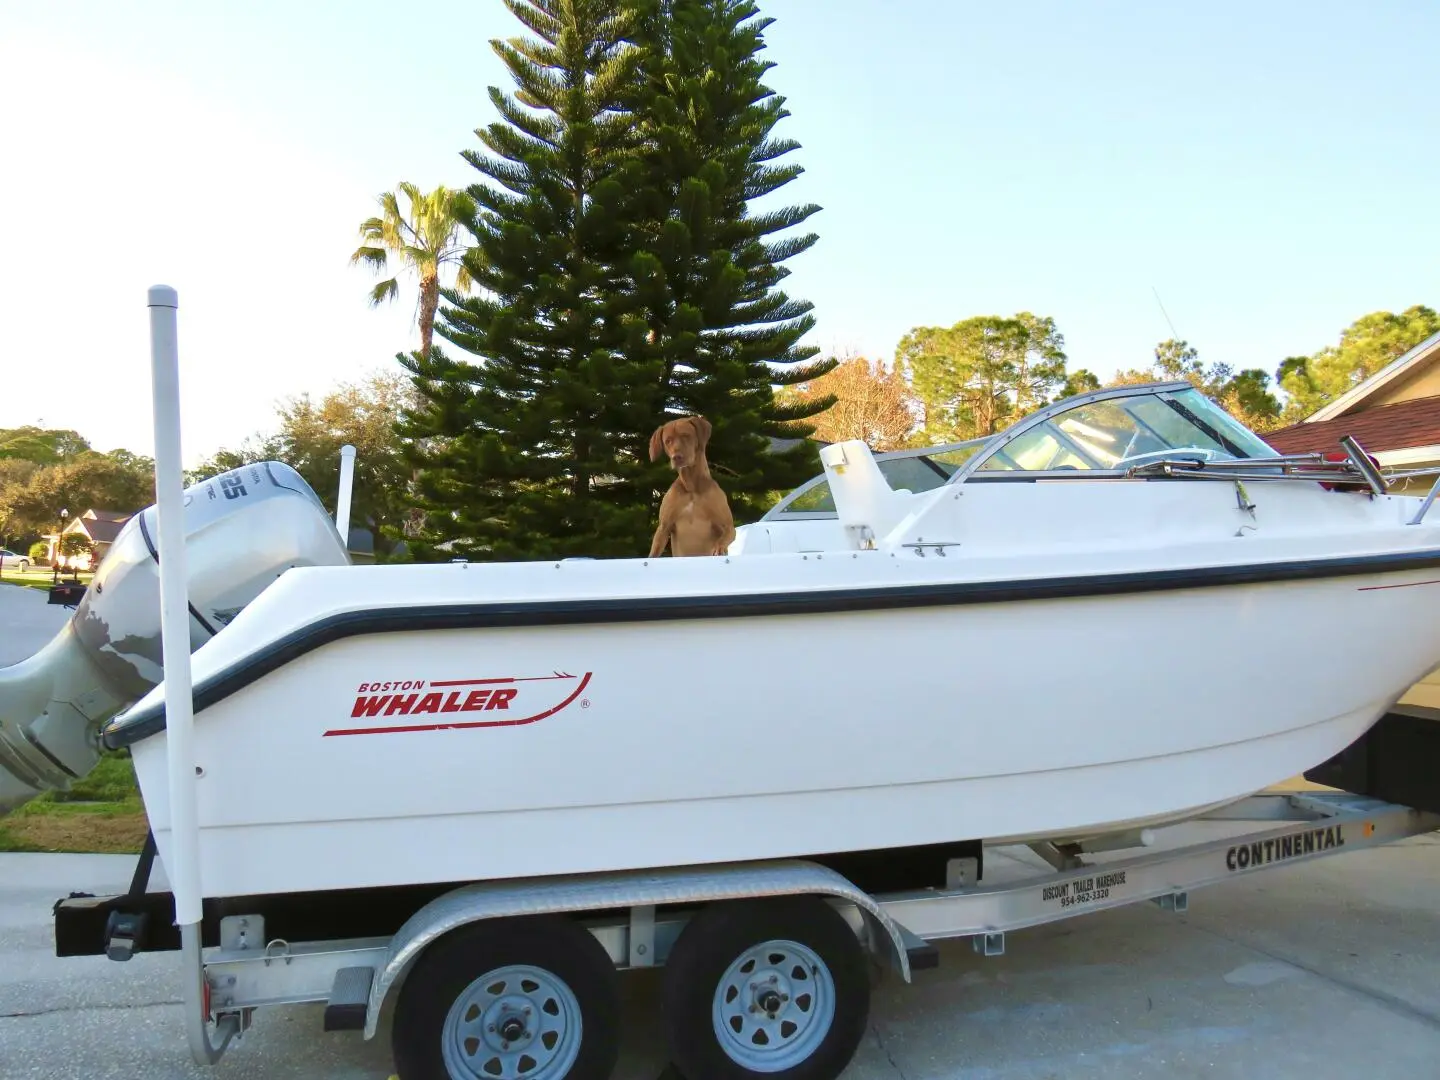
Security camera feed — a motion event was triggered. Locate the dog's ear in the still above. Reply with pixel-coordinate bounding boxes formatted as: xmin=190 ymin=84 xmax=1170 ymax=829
xmin=689 ymin=415 xmax=712 ymax=447
xmin=648 ymin=424 xmax=666 ymax=462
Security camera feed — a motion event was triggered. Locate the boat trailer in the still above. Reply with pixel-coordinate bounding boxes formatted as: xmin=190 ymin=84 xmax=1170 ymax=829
xmin=52 ymin=789 xmax=1440 ymax=1080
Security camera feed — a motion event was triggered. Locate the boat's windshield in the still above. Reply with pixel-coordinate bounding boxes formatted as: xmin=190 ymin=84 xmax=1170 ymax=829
xmin=760 ymin=384 xmax=1278 ymax=519
xmin=969 ymin=385 xmax=1278 ymax=473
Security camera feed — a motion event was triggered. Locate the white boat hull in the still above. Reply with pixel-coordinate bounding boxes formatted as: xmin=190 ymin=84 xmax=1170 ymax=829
xmin=122 ymin=543 xmax=1440 ymax=899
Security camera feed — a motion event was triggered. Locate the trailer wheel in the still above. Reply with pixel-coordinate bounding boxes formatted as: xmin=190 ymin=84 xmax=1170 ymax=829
xmin=391 ymin=914 xmax=620 ymax=1080
xmin=661 ymin=896 xmax=871 ymax=1080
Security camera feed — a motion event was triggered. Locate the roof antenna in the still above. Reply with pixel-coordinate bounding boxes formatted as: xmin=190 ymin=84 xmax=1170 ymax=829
xmin=1151 ymin=285 xmax=1181 ymax=341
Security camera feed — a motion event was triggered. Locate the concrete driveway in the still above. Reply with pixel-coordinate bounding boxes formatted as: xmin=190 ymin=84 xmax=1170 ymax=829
xmin=0 ymin=579 xmax=71 ymax=665
xmin=3 ymin=581 xmax=1440 ymax=1078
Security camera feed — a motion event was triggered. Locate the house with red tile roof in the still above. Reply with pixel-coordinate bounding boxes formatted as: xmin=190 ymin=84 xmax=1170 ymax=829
xmin=1266 ymin=329 xmax=1440 ymax=709
xmin=1263 ymin=330 xmax=1440 ymax=495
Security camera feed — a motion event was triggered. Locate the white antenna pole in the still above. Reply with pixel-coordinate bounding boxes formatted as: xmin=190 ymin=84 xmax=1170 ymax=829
xmin=146 ymin=284 xmax=202 ymax=927
xmin=147 ymin=285 xmax=237 ymax=1065
xmin=335 ymin=443 xmax=356 ymax=549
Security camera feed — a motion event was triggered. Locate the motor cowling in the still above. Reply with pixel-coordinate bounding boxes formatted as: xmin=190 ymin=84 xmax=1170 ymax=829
xmin=0 ymin=462 xmax=351 ymax=812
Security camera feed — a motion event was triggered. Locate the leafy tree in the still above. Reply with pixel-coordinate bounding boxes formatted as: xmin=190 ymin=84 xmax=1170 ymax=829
xmin=0 ymin=457 xmax=39 ymax=492
xmin=1008 ymin=314 xmax=1069 ymax=415
xmin=777 ymin=353 xmax=916 ymax=450
xmin=0 ymin=426 xmax=90 ymax=465
xmin=623 ymin=0 xmax=833 ymax=517
xmin=351 ymin=182 xmax=476 ymax=355
xmin=0 ymin=451 xmax=155 ymax=544
xmin=1060 ymin=368 xmax=1101 ymax=398
xmin=186 ymin=443 xmax=272 ymax=483
xmin=398 ymin=0 xmax=655 ymax=562
xmin=270 ymin=373 xmax=421 ymax=553
xmin=1154 ymin=338 xmax=1206 ymax=385
xmin=898 ymin=313 xmax=1068 ymax=443
xmin=1219 ymin=368 xmax=1282 ymax=431
xmin=1104 ymin=338 xmax=1281 ymax=432
xmin=187 ymin=372 xmax=420 ymax=557
xmin=58 ymin=532 xmax=93 ymax=565
xmin=1277 ymin=305 xmax=1440 ymax=423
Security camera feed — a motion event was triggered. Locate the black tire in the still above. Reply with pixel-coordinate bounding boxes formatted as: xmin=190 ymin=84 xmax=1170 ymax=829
xmin=661 ymin=895 xmax=871 ymax=1080
xmin=391 ymin=914 xmax=621 ymax=1080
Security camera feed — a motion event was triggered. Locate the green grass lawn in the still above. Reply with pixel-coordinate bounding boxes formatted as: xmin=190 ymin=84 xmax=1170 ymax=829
xmin=0 ymin=565 xmax=129 ymax=851
xmin=0 ymin=567 xmax=93 ymax=592
xmin=0 ymin=749 xmax=148 ymax=854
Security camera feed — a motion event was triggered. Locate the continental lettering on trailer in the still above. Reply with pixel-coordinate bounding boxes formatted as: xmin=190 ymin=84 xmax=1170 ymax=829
xmin=1224 ymin=825 xmax=1345 ymax=872
xmin=325 ymin=671 xmax=593 ymax=737
xmin=1041 ymin=869 xmax=1128 ymax=909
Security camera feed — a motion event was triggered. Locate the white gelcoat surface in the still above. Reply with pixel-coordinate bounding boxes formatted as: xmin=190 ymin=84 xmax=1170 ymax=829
xmin=117 ymin=463 xmax=1440 ymax=899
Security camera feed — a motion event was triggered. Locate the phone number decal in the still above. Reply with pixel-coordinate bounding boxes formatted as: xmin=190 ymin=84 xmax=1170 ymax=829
xmin=1041 ymin=870 xmax=1128 ymax=909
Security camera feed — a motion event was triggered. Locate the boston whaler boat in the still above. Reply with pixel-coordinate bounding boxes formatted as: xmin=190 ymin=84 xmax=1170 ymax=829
xmin=28 ymin=294 xmax=1440 ymax=1080
xmin=94 ymin=382 xmax=1440 ymax=893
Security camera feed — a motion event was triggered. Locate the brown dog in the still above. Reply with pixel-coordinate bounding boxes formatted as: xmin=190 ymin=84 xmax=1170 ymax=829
xmin=648 ymin=415 xmax=736 ymax=557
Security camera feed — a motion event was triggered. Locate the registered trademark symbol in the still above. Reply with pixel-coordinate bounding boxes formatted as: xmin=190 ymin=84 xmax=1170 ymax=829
xmin=580 ymin=699 xmax=591 ymax=709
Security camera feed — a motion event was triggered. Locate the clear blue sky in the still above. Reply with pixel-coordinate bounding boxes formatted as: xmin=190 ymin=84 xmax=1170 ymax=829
xmin=2 ymin=0 xmax=1436 ymax=462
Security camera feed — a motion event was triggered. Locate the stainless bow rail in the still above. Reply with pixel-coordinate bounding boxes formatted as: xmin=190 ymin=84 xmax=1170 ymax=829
xmin=1125 ymin=435 xmax=1388 ymax=495
xmin=1125 ymin=437 xmax=1440 ymax=526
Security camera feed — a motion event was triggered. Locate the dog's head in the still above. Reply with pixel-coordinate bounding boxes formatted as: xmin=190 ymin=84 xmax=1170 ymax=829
xmin=649 ymin=415 xmax=712 ymax=471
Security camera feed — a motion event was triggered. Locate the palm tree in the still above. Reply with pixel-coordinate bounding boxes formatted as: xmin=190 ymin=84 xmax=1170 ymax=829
xmin=350 ymin=182 xmax=475 ymax=355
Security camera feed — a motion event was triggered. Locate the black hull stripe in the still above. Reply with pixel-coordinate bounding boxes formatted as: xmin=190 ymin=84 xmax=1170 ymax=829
xmin=103 ymin=545 xmax=1440 ymax=749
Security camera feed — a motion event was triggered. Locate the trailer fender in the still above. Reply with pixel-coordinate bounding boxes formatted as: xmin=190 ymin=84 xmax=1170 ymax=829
xmin=362 ymin=858 xmax=913 ymax=1039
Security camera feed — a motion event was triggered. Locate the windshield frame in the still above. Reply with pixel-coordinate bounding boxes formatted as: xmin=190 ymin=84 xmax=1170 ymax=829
xmin=948 ymin=381 xmax=1278 ymax=482
xmin=758 ymin=381 xmax=1280 ymax=520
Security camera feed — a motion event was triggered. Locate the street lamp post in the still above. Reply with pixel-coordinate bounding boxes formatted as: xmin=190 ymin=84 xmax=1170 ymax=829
xmin=52 ymin=508 xmax=68 ymax=583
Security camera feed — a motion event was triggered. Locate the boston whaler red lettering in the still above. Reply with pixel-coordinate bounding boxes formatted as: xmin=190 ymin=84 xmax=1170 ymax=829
xmin=326 ymin=671 xmax=593 ymax=737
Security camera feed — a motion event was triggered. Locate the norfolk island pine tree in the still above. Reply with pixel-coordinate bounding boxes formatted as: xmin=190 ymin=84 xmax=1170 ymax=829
xmin=398 ymin=0 xmax=657 ymax=561
xmin=624 ymin=0 xmax=836 ymax=523
xmin=398 ymin=0 xmax=834 ymax=560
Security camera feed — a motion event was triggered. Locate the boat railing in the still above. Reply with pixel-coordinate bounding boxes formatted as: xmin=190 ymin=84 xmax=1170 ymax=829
xmin=1121 ymin=437 xmax=1440 ymax=526
xmin=1123 ymin=435 xmax=1387 ymax=495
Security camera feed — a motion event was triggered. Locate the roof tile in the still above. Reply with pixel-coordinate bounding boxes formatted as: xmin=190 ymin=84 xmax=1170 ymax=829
xmin=1264 ymin=395 xmax=1440 ymax=456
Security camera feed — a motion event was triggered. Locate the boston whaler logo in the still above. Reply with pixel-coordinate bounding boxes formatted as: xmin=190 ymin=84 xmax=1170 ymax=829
xmin=324 ymin=671 xmax=592 ymax=737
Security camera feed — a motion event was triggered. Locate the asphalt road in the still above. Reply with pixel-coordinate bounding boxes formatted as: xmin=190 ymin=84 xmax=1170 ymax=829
xmin=3 ymin=581 xmax=1440 ymax=1079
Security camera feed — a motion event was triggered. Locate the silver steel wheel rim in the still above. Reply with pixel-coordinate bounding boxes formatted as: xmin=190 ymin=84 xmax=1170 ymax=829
xmin=711 ymin=938 xmax=836 ymax=1073
xmin=441 ymin=963 xmax=583 ymax=1080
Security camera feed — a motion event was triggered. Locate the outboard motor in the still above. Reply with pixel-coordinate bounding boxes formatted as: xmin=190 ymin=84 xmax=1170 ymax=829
xmin=0 ymin=461 xmax=351 ymax=812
